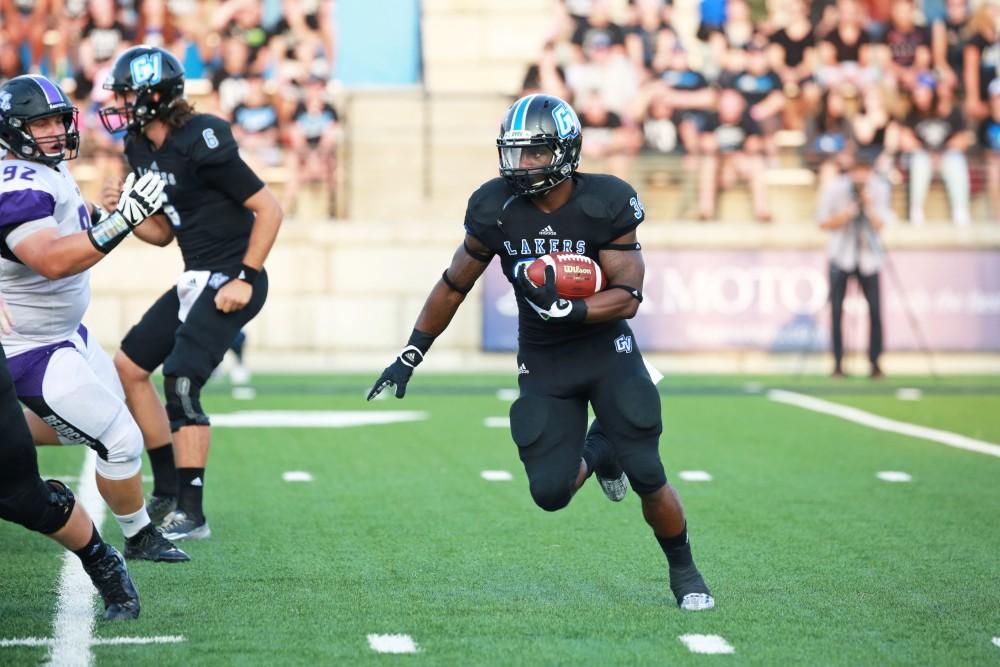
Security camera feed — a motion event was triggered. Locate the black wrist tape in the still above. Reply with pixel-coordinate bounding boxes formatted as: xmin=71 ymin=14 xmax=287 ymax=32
xmin=238 ymin=264 xmax=259 ymax=284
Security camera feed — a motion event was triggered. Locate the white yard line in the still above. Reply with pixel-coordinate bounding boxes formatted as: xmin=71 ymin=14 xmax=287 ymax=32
xmin=480 ymin=470 xmax=512 ymax=481
xmin=2 ymin=636 xmax=185 ymax=648
xmin=992 ymin=637 xmax=1000 ymax=649
xmin=282 ymin=471 xmax=314 ymax=482
xmin=679 ymin=634 xmax=735 ymax=654
xmin=484 ymin=417 xmax=509 ymax=428
xmin=678 ymin=470 xmax=713 ymax=482
xmin=768 ymin=390 xmax=1000 ymax=458
xmin=211 ymin=410 xmax=427 ymax=428
xmin=876 ymin=471 xmax=913 ymax=482
xmin=47 ymin=449 xmax=103 ymax=667
xmin=367 ymin=634 xmax=418 ymax=654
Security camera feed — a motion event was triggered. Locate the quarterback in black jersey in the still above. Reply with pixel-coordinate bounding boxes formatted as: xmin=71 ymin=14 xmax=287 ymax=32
xmin=99 ymin=46 xmax=283 ymax=541
xmin=368 ymin=94 xmax=714 ymax=611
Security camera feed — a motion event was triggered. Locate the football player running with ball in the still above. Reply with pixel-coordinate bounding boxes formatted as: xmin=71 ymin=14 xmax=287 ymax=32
xmin=99 ymin=46 xmax=283 ymax=541
xmin=368 ymin=94 xmax=713 ymax=611
xmin=0 ymin=75 xmax=187 ymax=565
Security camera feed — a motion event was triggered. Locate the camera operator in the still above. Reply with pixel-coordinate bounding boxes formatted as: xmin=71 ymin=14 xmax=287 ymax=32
xmin=817 ymin=149 xmax=894 ymax=378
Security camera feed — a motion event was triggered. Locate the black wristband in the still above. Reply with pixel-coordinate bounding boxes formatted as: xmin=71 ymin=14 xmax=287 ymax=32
xmin=568 ymin=299 xmax=588 ymax=323
xmin=407 ymin=329 xmax=436 ymax=355
xmin=237 ymin=264 xmax=259 ymax=284
xmin=87 ymin=210 xmax=132 ymax=253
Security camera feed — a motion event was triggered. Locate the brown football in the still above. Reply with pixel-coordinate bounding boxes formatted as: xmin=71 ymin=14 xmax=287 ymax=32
xmin=526 ymin=253 xmax=606 ymax=299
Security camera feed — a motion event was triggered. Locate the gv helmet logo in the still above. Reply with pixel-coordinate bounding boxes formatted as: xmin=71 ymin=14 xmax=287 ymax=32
xmin=552 ymin=103 xmax=579 ymax=139
xmin=130 ymin=53 xmax=163 ymax=86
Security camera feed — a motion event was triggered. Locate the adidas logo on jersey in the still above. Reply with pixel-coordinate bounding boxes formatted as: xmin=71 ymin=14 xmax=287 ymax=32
xmin=518 ymin=363 xmax=530 ymax=375
xmin=538 ymin=225 xmax=557 ymax=236
xmin=149 ymin=161 xmax=159 ymax=171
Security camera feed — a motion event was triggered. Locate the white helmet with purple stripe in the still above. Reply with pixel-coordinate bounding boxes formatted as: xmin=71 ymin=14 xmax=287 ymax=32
xmin=0 ymin=75 xmax=80 ymax=166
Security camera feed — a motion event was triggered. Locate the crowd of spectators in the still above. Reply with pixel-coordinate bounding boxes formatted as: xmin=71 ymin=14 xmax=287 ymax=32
xmin=0 ymin=0 xmax=340 ymax=217
xmin=524 ymin=0 xmax=1000 ymax=224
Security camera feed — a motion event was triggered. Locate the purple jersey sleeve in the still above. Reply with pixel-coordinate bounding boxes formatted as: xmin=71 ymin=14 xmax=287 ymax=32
xmin=0 ymin=189 xmax=56 ymax=229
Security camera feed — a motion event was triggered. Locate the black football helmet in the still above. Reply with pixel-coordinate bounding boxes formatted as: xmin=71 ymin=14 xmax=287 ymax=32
xmin=99 ymin=45 xmax=185 ymax=133
xmin=0 ymin=75 xmax=79 ymax=166
xmin=497 ymin=94 xmax=582 ymax=196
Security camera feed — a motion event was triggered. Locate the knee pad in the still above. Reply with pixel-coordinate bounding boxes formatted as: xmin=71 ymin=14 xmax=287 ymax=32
xmin=164 ymin=375 xmax=211 ymax=431
xmin=613 ymin=376 xmax=662 ymax=437
xmin=509 ymin=395 xmax=586 ymax=512
xmin=0 ymin=477 xmax=75 ymax=535
xmin=93 ymin=406 xmax=144 ymax=481
xmin=509 ymin=395 xmax=550 ymax=450
xmin=601 ymin=377 xmax=666 ymax=495
xmin=528 ymin=476 xmax=574 ymax=512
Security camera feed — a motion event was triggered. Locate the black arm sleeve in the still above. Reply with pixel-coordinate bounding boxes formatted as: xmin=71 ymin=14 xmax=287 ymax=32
xmin=196 ymin=155 xmax=266 ymax=205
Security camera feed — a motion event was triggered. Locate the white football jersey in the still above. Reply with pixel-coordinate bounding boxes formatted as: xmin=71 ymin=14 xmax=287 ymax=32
xmin=0 ymin=158 xmax=92 ymax=356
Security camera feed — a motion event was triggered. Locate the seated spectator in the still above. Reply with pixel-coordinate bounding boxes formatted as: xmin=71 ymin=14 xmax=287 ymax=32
xmin=231 ymin=74 xmax=282 ymax=174
xmin=0 ymin=37 xmax=27 ymax=85
xmin=210 ymin=35 xmax=252 ymax=116
xmin=962 ymin=2 xmax=999 ymax=123
xmin=625 ymin=0 xmax=678 ymax=77
xmin=566 ymin=30 xmax=639 ymax=117
xmin=883 ymin=0 xmax=932 ymax=92
xmin=657 ymin=47 xmax=715 ymax=154
xmin=726 ymin=39 xmax=785 ymax=162
xmin=722 ymin=0 xmax=759 ymax=50
xmin=578 ymin=89 xmax=639 ymax=179
xmin=807 ymin=88 xmax=852 ymax=189
xmin=817 ymin=0 xmax=878 ymax=93
xmin=978 ymin=78 xmax=1000 ymax=218
xmin=74 ymin=0 xmax=133 ymax=100
xmin=932 ymin=0 xmax=969 ymax=93
xmin=267 ymin=0 xmax=336 ymax=80
xmin=697 ymin=87 xmax=772 ymax=221
xmin=569 ymin=0 xmax=627 ymax=64
xmin=0 ymin=0 xmax=49 ymax=71
xmin=521 ymin=41 xmax=572 ymax=100
xmin=851 ymin=86 xmax=899 ymax=175
xmin=211 ymin=0 xmax=272 ymax=73
xmin=632 ymin=82 xmax=680 ymax=155
xmin=285 ymin=76 xmax=339 ymax=218
xmin=900 ymin=74 xmax=972 ymax=225
xmin=768 ymin=0 xmax=821 ymax=130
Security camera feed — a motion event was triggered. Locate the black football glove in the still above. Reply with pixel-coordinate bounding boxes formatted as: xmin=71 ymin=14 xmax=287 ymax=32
xmin=515 ymin=264 xmax=587 ymax=323
xmin=367 ymin=349 xmax=420 ymax=400
xmin=367 ymin=328 xmax=436 ymax=400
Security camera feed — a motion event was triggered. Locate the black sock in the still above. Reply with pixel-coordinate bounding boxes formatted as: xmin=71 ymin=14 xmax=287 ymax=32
xmin=177 ymin=467 xmax=205 ymax=521
xmin=73 ymin=524 xmax=109 ymax=567
xmin=148 ymin=444 xmax=178 ymax=497
xmin=656 ymin=523 xmax=694 ymax=569
xmin=581 ymin=420 xmax=610 ymax=477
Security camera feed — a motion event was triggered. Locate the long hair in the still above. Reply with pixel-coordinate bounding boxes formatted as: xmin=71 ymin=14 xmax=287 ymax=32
xmin=163 ymin=97 xmax=195 ymax=129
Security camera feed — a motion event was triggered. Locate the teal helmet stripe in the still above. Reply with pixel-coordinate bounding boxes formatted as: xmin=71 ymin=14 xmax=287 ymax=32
xmin=512 ymin=94 xmax=538 ymax=132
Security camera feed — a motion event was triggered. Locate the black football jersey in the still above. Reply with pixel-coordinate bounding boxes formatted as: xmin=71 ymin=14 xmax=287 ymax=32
xmin=464 ymin=173 xmax=645 ymax=347
xmin=124 ymin=113 xmax=265 ymax=271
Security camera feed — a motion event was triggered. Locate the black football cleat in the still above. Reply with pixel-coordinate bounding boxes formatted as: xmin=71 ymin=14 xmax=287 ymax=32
xmin=82 ymin=546 xmax=141 ymax=621
xmin=146 ymin=494 xmax=177 ymax=524
xmin=669 ymin=564 xmax=715 ymax=611
xmin=584 ymin=420 xmax=629 ymax=502
xmin=125 ymin=523 xmax=190 ymax=562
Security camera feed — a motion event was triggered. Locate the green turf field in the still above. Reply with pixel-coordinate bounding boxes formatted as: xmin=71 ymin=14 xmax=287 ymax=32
xmin=2 ymin=373 xmax=999 ymax=665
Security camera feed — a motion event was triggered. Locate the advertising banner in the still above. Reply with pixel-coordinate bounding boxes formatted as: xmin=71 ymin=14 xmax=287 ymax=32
xmin=481 ymin=250 xmax=1000 ymax=352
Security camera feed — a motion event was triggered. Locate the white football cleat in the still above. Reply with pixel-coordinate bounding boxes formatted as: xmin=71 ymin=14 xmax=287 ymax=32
xmin=679 ymin=592 xmax=715 ymax=611
xmin=596 ymin=470 xmax=629 ymax=502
